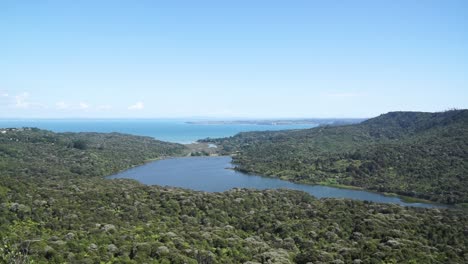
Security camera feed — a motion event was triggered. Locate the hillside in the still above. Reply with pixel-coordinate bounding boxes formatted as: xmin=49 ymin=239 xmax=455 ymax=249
xmin=1 ymin=128 xmax=467 ymax=263
xmin=0 ymin=128 xmax=187 ymax=179
xmin=205 ymin=110 xmax=468 ymax=204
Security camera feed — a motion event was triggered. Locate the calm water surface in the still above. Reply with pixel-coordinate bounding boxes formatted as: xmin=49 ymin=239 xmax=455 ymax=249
xmin=108 ymin=156 xmax=446 ymax=208
xmin=0 ymin=119 xmax=316 ymax=143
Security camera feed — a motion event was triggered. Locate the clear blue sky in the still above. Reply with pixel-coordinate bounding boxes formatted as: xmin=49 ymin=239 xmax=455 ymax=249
xmin=1 ymin=0 xmax=467 ymax=118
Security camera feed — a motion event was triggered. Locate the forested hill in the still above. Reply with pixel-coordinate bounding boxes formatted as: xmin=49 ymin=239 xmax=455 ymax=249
xmin=0 ymin=128 xmax=187 ymax=179
xmin=206 ymin=110 xmax=468 ymax=204
xmin=359 ymin=110 xmax=468 ymax=139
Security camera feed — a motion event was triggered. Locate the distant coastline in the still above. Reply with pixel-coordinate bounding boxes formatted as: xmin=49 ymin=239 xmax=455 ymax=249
xmin=0 ymin=119 xmax=321 ymax=144
xmin=186 ymin=118 xmax=366 ymax=126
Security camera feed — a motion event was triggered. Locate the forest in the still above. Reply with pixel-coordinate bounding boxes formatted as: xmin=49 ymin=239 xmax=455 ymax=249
xmin=0 ymin=121 xmax=467 ymax=263
xmin=205 ymin=110 xmax=468 ymax=205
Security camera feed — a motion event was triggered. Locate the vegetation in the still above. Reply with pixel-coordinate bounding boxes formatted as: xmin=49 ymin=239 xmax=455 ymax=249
xmin=1 ymin=126 xmax=467 ymax=263
xmin=0 ymin=128 xmax=186 ymax=179
xmin=205 ymin=110 xmax=468 ymax=204
xmin=2 ymin=176 xmax=468 ymax=264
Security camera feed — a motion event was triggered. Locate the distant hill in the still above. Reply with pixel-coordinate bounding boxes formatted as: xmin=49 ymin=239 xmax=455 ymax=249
xmin=206 ymin=110 xmax=468 ymax=204
xmin=186 ymin=118 xmax=365 ymax=126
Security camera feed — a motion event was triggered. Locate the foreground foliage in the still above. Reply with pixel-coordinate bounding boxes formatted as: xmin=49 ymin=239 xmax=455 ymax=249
xmin=1 ymin=177 xmax=468 ymax=264
xmin=206 ymin=110 xmax=468 ymax=204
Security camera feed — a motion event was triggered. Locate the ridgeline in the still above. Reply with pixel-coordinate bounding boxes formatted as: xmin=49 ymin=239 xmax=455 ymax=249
xmin=205 ymin=110 xmax=468 ymax=204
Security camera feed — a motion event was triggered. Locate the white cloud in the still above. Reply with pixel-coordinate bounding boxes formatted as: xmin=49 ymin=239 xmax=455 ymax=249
xmin=128 ymin=101 xmax=144 ymax=110
xmin=14 ymin=92 xmax=30 ymax=108
xmin=10 ymin=92 xmax=47 ymax=109
xmin=56 ymin=101 xmax=69 ymax=110
xmin=0 ymin=91 xmax=9 ymax=106
xmin=0 ymin=89 xmax=9 ymax=98
xmin=97 ymin=104 xmax=112 ymax=110
xmin=323 ymin=92 xmax=364 ymax=98
xmin=79 ymin=102 xmax=90 ymax=110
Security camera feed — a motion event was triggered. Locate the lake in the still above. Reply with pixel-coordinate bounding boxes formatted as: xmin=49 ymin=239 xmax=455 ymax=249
xmin=0 ymin=119 xmax=316 ymax=143
xmin=108 ymin=156 xmax=446 ymax=208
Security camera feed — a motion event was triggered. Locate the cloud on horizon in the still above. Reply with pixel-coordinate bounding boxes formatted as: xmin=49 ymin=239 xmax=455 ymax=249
xmin=323 ymin=92 xmax=365 ymax=98
xmin=97 ymin=104 xmax=112 ymax=110
xmin=79 ymin=102 xmax=90 ymax=110
xmin=56 ymin=101 xmax=69 ymax=110
xmin=128 ymin=101 xmax=144 ymax=110
xmin=14 ymin=92 xmax=31 ymax=109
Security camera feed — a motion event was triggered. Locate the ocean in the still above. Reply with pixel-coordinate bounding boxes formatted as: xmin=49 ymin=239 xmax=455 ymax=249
xmin=0 ymin=119 xmax=316 ymax=143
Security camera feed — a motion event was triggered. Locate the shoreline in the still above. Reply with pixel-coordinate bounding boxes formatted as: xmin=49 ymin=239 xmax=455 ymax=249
xmin=108 ymin=155 xmax=452 ymax=209
xmin=228 ymin=164 xmax=451 ymax=208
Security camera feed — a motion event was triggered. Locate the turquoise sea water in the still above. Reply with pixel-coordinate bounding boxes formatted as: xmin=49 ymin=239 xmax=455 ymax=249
xmin=0 ymin=119 xmax=316 ymax=143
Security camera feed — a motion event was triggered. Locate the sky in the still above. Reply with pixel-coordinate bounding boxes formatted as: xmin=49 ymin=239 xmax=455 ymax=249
xmin=1 ymin=0 xmax=467 ymax=118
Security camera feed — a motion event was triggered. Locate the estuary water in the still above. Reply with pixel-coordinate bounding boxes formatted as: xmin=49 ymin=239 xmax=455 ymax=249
xmin=108 ymin=156 xmax=446 ymax=208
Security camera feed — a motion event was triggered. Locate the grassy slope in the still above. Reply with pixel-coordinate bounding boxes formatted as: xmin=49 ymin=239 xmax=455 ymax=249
xmin=207 ymin=110 xmax=468 ymax=204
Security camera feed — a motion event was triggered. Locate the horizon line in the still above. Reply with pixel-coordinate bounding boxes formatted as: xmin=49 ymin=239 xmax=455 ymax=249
xmin=0 ymin=116 xmax=371 ymax=120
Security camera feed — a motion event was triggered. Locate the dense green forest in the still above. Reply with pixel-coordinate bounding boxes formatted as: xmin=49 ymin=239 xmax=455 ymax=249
xmin=0 ymin=128 xmax=186 ymax=179
xmin=1 ymin=127 xmax=468 ymax=263
xmin=205 ymin=110 xmax=468 ymax=204
xmin=2 ymin=177 xmax=468 ymax=264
